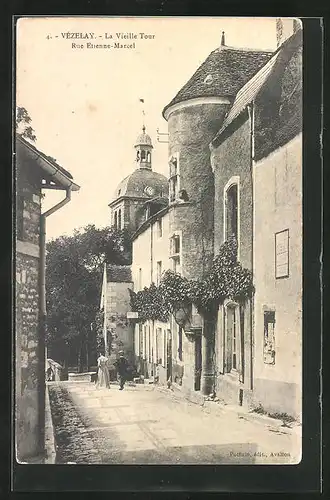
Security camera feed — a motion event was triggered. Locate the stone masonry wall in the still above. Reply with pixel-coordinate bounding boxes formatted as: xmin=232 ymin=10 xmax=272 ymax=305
xmin=211 ymin=117 xmax=253 ymax=270
xmin=167 ymin=103 xmax=229 ymax=278
xmin=16 ymin=150 xmax=44 ymax=461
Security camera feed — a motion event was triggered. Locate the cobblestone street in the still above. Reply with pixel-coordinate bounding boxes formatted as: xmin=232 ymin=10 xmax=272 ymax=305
xmin=48 ymin=381 xmax=301 ymax=465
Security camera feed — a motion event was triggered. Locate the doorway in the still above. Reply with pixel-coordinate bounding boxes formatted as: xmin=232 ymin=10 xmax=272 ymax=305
xmin=195 ymin=333 xmax=202 ymax=391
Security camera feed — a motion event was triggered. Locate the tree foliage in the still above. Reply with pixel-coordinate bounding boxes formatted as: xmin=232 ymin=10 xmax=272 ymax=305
xmin=16 ymin=106 xmax=37 ymax=142
xmin=46 ymin=224 xmax=132 ymax=370
xmin=129 ymin=237 xmax=254 ymax=322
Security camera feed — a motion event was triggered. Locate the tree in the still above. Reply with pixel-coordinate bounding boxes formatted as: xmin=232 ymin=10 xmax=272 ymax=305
xmin=46 ymin=225 xmax=132 ymax=371
xmin=16 ymin=106 xmax=37 ymax=142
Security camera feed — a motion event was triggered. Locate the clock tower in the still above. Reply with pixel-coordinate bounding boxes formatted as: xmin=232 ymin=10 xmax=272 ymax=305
xmin=109 ymin=125 xmax=168 ymax=234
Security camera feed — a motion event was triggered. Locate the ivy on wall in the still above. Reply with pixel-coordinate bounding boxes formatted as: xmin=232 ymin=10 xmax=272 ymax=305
xmin=129 ymin=237 xmax=254 ymax=322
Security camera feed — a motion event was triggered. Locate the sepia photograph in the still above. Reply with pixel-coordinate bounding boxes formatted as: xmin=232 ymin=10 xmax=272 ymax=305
xmin=15 ymin=16 xmax=303 ymax=467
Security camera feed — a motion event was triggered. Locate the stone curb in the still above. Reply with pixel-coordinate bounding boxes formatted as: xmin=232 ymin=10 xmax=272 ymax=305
xmin=156 ymin=385 xmax=300 ymax=435
xmin=44 ymin=383 xmax=56 ymax=464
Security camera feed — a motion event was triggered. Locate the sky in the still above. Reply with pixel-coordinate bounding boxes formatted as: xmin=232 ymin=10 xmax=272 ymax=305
xmin=16 ymin=17 xmax=278 ymax=241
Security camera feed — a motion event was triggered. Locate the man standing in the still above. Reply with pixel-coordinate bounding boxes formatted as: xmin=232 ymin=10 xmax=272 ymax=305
xmin=114 ymin=350 xmax=129 ymax=390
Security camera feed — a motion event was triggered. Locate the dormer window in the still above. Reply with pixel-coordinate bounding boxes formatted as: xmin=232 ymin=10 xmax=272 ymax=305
xmin=203 ymin=74 xmax=213 ymax=85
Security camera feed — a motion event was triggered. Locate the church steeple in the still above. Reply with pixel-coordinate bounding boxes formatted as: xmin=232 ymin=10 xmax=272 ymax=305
xmin=134 ymin=125 xmax=153 ymax=170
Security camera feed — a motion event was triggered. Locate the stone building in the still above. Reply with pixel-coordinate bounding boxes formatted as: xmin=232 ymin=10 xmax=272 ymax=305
xmin=110 ymin=19 xmax=302 ymax=418
xmin=99 ymin=263 xmax=134 ymax=374
xmin=161 ymin=32 xmax=272 ymax=398
xmin=209 ymin=25 xmax=302 ymax=416
xmin=99 ymin=127 xmax=168 ymax=367
xmin=108 ymin=126 xmax=168 ymax=233
xmin=131 ymin=207 xmax=172 ymax=384
xmin=15 ymin=135 xmax=79 ymax=462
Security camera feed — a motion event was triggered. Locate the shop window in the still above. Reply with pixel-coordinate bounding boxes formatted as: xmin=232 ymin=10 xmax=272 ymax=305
xmin=264 ymin=310 xmax=276 ymax=364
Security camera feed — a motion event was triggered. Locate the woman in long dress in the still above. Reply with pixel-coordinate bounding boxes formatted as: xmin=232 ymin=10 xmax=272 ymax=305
xmin=96 ymin=353 xmax=110 ymax=389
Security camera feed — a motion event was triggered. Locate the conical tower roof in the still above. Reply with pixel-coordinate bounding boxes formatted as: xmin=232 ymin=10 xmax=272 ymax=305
xmin=163 ymin=43 xmax=273 ymax=118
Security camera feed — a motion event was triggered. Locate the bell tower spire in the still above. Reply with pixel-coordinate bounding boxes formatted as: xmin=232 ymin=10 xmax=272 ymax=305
xmin=134 ymin=125 xmax=153 ymax=170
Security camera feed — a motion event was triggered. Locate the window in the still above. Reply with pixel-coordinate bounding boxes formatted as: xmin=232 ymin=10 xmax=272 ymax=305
xmin=263 ymin=310 xmax=276 ymax=364
xmin=156 ymin=328 xmax=162 ymax=364
xmin=118 ymin=208 xmax=122 ymax=229
xmin=178 ymin=326 xmax=183 ymax=361
xmin=163 ymin=330 xmax=167 ymax=368
xmin=170 ymin=234 xmax=181 ymax=274
xmin=156 ymin=261 xmax=162 ymax=286
xmin=141 ymin=150 xmax=146 ymax=161
xmin=225 ymin=304 xmax=238 ymax=373
xmin=157 ymin=218 xmax=163 ymax=238
xmin=169 ymin=154 xmax=180 ymax=203
xmin=143 ymin=325 xmax=147 ymax=359
xmin=16 ymin=195 xmax=24 ymax=240
xmin=225 ymin=184 xmax=238 ymax=241
xmin=275 ymin=229 xmax=289 ymax=278
xmin=148 ymin=325 xmax=151 ymax=363
xmin=114 ymin=211 xmax=118 ymax=229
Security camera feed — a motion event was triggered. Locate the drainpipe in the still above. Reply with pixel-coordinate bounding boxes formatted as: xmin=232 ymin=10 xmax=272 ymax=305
xmin=40 ymin=187 xmax=72 ymax=332
xmin=38 ymin=186 xmax=72 ymax=457
xmin=247 ymin=103 xmax=255 ymax=393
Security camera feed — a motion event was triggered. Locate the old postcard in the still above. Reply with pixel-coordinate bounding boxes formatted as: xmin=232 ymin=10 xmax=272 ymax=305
xmin=15 ymin=16 xmax=303 ymax=467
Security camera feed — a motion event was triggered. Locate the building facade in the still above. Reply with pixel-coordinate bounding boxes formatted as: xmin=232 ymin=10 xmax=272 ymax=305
xmin=114 ymin=20 xmax=302 ymax=419
xmin=15 ymin=136 xmax=79 ymax=462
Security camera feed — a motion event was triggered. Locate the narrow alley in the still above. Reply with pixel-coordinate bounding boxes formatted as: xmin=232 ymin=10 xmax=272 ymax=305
xmin=48 ymin=381 xmax=301 ymax=465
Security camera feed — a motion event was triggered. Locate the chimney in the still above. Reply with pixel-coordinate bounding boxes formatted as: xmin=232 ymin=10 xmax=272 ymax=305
xmin=221 ymin=31 xmax=225 ymax=47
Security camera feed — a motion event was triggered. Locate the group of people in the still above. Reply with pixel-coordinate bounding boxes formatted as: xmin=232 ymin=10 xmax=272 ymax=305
xmin=96 ymin=350 xmax=129 ymax=390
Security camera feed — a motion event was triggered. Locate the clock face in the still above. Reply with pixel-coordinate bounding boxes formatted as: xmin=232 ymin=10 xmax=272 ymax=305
xmin=144 ymin=186 xmax=154 ymax=196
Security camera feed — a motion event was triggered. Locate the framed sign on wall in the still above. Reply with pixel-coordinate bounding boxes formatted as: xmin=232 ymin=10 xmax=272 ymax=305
xmin=275 ymin=229 xmax=289 ymax=278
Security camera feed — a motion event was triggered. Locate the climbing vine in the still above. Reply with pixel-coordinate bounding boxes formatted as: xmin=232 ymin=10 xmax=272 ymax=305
xmin=129 ymin=237 xmax=254 ymax=322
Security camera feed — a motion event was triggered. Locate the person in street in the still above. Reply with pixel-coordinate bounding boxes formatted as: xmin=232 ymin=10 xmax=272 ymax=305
xmin=96 ymin=352 xmax=111 ymax=389
xmin=114 ymin=350 xmax=129 ymax=390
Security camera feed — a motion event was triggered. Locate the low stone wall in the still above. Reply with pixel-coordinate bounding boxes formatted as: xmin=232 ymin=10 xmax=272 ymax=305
xmin=44 ymin=384 xmax=56 ymax=464
xmin=68 ymin=372 xmax=96 ymax=383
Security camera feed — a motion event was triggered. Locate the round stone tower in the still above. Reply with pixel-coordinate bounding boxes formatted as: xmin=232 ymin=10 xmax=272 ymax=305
xmin=163 ymin=34 xmax=271 ymax=280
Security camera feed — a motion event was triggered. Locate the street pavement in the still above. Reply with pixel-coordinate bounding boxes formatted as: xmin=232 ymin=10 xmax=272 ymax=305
xmin=49 ymin=381 xmax=301 ymax=465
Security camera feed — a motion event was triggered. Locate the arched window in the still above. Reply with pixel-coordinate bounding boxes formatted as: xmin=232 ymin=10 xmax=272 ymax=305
xmin=118 ymin=208 xmax=122 ymax=229
xmin=147 ymin=151 xmax=151 ymax=162
xmin=141 ymin=150 xmax=146 ymax=161
xmin=226 ymin=184 xmax=238 ymax=241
